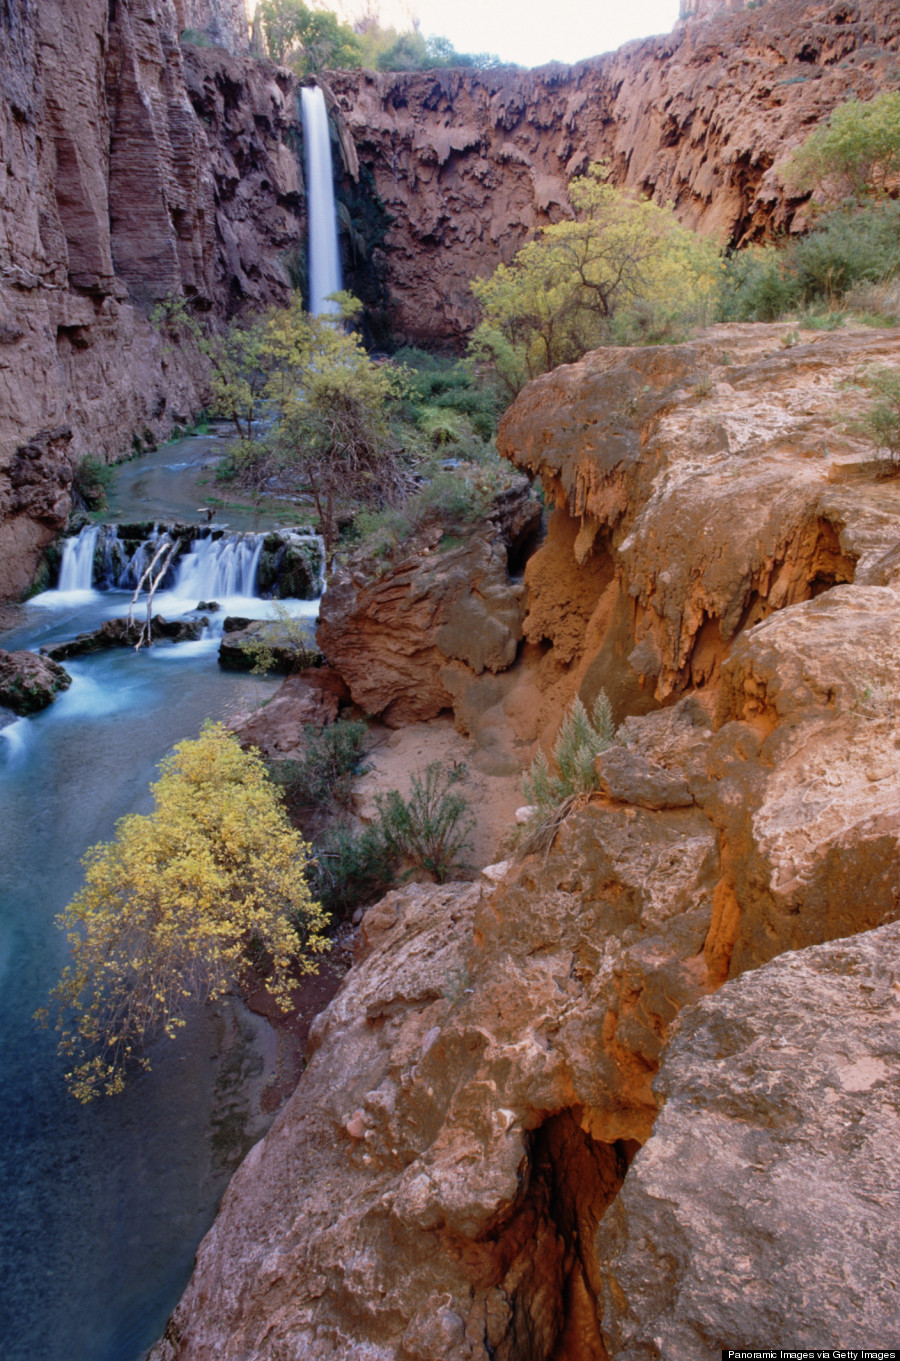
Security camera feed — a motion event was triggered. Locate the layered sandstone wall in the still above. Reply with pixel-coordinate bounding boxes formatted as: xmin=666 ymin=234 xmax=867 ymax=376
xmin=330 ymin=0 xmax=900 ymax=345
xmin=0 ymin=0 xmax=303 ymax=595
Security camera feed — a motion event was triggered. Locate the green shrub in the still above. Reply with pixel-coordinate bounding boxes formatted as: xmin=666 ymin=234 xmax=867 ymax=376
xmin=785 ymin=91 xmax=900 ymax=203
xmin=720 ymin=200 xmax=900 ymax=321
xmin=518 ymin=693 xmax=617 ymax=857
xmin=307 ymin=820 xmax=396 ymax=917
xmin=373 ymin=762 xmax=474 ymax=883
xmin=416 ymin=406 xmax=472 ymax=446
xmin=272 ymin=718 xmax=369 ymax=810
xmin=853 ymin=367 xmax=900 ymax=464
xmin=720 ymin=245 xmax=801 ymax=322
xmin=354 ymin=457 xmax=509 ymax=561
xmin=71 ymin=455 xmax=113 ymax=513
xmin=790 ymin=200 xmax=900 ymax=304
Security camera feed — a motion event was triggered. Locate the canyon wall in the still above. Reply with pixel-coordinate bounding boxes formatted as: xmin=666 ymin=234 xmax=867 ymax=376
xmin=330 ymin=0 xmax=900 ymax=346
xmin=2 ymin=0 xmax=899 ymax=593
xmin=175 ymin=0 xmax=249 ymax=51
xmin=0 ymin=0 xmax=302 ymax=595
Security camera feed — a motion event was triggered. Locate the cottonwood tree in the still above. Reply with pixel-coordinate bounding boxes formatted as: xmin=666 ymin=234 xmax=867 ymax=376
xmin=210 ymin=295 xmax=406 ymax=564
xmin=41 ymin=723 xmax=326 ymax=1101
xmin=786 ymin=92 xmax=900 ymax=205
xmin=469 ymin=164 xmax=723 ymax=395
xmin=254 ymin=0 xmax=362 ymax=74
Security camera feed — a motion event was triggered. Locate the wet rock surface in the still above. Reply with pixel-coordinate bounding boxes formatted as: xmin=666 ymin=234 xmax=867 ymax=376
xmin=42 ymin=615 xmax=205 ymax=660
xmin=598 ymin=920 xmax=900 ymax=1356
xmin=0 ymin=648 xmax=71 ymax=714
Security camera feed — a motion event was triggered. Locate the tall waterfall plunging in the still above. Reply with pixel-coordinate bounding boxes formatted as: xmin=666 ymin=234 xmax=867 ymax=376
xmin=300 ymin=85 xmax=342 ymax=317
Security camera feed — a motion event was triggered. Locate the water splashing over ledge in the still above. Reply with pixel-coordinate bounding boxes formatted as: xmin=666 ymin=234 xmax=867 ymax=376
xmin=53 ymin=523 xmax=326 ymax=604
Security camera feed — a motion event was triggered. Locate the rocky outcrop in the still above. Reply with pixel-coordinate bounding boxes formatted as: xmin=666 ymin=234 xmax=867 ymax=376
xmin=41 ymin=614 xmax=205 ymax=660
xmin=330 ymin=0 xmax=900 ymax=345
xmin=227 ymin=668 xmax=350 ymax=758
xmin=0 ymin=648 xmax=71 ymax=714
xmin=0 ymin=0 xmax=307 ymax=596
xmin=316 ymin=481 xmax=541 ymax=726
xmin=217 ymin=614 xmax=319 ymax=671
xmin=498 ymin=323 xmax=900 ymax=727
xmin=151 ymin=322 xmax=900 ymax=1358
xmin=149 ymin=640 xmax=900 ymax=1357
xmin=598 ymin=920 xmax=900 ymax=1355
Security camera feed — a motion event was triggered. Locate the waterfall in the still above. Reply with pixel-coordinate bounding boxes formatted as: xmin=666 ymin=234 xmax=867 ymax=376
xmin=300 ymin=85 xmax=342 ymax=317
xmin=171 ymin=534 xmax=264 ymax=601
xmin=57 ymin=525 xmax=100 ymax=591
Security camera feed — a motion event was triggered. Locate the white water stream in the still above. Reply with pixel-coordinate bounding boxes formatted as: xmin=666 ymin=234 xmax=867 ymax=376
xmin=300 ymin=85 xmax=342 ymax=316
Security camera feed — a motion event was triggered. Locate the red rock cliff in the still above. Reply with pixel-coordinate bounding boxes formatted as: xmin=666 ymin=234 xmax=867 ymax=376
xmin=0 ymin=0 xmax=303 ymax=595
xmin=330 ymin=0 xmax=900 ymax=346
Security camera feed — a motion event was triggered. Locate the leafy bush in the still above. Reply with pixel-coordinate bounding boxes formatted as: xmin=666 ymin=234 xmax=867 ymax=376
xmin=207 ymin=296 xmax=406 ymax=563
xmin=254 ymin=0 xmax=362 ymax=73
xmin=307 ymin=820 xmax=396 ymax=917
xmin=273 ymin=718 xmax=369 ymax=810
xmin=854 ymin=367 xmax=900 ymax=464
xmin=721 ymin=200 xmax=900 ymax=321
xmin=720 ymin=245 xmax=802 ymax=322
xmin=790 ymin=200 xmax=900 ymax=304
xmin=373 ymin=762 xmax=474 ymax=883
xmin=71 ymin=455 xmax=113 ymax=513
xmin=785 ymin=91 xmax=900 ymax=203
xmin=518 ymin=693 xmax=617 ymax=857
xmin=470 ymin=164 xmax=723 ymax=395
xmin=354 ymin=458 xmax=508 ymax=560
xmin=39 ymin=723 xmax=326 ymax=1101
xmin=416 ymin=406 xmax=472 ymax=446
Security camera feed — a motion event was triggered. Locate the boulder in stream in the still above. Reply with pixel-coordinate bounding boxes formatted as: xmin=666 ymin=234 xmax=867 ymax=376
xmin=218 ymin=617 xmax=320 ymax=673
xmin=42 ymin=615 xmax=206 ymax=660
xmin=0 ymin=649 xmax=71 ymax=714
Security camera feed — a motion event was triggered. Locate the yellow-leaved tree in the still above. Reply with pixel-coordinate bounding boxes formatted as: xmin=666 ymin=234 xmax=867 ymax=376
xmin=470 ymin=164 xmax=723 ymax=395
xmin=41 ymin=722 xmax=327 ymax=1102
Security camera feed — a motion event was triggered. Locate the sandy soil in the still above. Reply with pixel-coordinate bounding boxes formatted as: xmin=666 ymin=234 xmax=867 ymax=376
xmin=354 ymin=716 xmax=528 ymax=872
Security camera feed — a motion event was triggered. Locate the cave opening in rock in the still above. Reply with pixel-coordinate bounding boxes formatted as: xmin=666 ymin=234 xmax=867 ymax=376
xmin=492 ymin=1109 xmax=638 ymax=1361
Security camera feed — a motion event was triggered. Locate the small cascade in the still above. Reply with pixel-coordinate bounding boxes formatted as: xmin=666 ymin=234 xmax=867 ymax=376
xmin=54 ymin=525 xmax=323 ymax=600
xmin=172 ymin=533 xmax=264 ymax=601
xmin=57 ymin=525 xmax=100 ymax=591
xmin=118 ymin=526 xmax=175 ymax=591
xmin=300 ymin=85 xmax=342 ymax=317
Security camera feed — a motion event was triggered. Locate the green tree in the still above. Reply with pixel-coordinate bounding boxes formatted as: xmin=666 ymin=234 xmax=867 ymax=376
xmin=785 ymin=92 xmax=900 ymax=204
xmin=470 ymin=165 xmax=722 ymax=395
xmin=41 ymin=723 xmax=327 ymax=1102
xmin=256 ymin=0 xmax=362 ymax=74
xmin=360 ymin=24 xmax=502 ymax=71
xmin=211 ymin=297 xmax=406 ymax=563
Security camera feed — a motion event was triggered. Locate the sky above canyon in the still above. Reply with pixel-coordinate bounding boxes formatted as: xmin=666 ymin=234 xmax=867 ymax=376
xmin=414 ymin=0 xmax=681 ymax=66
